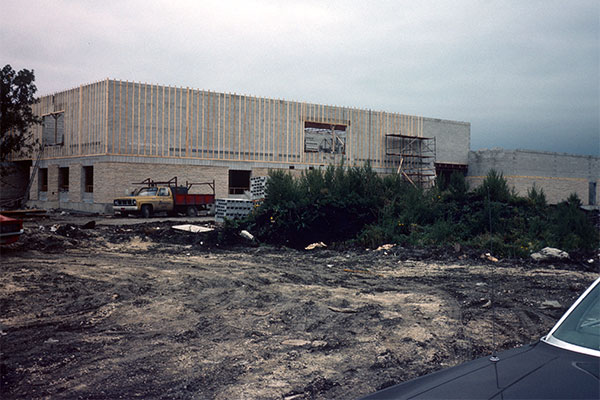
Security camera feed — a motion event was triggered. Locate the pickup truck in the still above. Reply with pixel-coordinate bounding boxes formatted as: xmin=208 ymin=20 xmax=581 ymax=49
xmin=113 ymin=177 xmax=215 ymax=218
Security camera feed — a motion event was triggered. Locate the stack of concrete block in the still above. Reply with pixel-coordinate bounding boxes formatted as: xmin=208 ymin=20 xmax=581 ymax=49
xmin=250 ymin=176 xmax=269 ymax=200
xmin=215 ymin=198 xmax=254 ymax=223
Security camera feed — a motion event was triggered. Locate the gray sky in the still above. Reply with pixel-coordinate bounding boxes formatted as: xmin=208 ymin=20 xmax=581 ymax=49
xmin=3 ymin=0 xmax=599 ymax=156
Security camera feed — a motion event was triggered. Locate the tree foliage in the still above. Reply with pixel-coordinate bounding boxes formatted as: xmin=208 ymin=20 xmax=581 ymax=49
xmin=0 ymin=64 xmax=41 ymax=162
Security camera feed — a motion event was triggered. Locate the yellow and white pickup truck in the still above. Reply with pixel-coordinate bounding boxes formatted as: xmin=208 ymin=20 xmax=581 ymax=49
xmin=113 ymin=177 xmax=215 ymax=218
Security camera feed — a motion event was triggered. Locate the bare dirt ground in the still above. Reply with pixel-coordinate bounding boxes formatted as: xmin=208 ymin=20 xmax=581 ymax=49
xmin=1 ymin=213 xmax=598 ymax=399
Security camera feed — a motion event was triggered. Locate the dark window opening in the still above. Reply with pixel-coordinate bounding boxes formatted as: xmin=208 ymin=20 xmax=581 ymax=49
xmin=38 ymin=168 xmax=48 ymax=192
xmin=304 ymin=121 xmax=347 ymax=154
xmin=434 ymin=163 xmax=468 ymax=189
xmin=42 ymin=112 xmax=65 ymax=146
xmin=58 ymin=167 xmax=69 ymax=192
xmin=590 ymin=182 xmax=597 ymax=206
xmin=229 ymin=170 xmax=251 ymax=195
xmin=83 ymin=166 xmax=93 ymax=193
xmin=289 ymin=165 xmax=295 ymax=170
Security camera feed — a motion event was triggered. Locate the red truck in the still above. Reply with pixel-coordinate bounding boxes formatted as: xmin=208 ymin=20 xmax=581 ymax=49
xmin=113 ymin=177 xmax=215 ymax=218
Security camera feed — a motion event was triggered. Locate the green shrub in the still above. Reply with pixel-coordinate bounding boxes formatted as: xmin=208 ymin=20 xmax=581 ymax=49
xmin=527 ymin=184 xmax=547 ymax=209
xmin=245 ymin=166 xmax=598 ymax=256
xmin=447 ymin=171 xmax=469 ymax=201
xmin=548 ymin=193 xmax=597 ymax=250
xmin=476 ymin=169 xmax=511 ymax=203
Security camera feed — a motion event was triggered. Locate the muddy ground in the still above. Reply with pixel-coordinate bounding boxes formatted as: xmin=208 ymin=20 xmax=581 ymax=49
xmin=0 ymin=213 xmax=598 ymax=399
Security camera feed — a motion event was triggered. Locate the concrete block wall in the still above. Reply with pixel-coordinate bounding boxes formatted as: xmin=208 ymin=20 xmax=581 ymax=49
xmin=47 ymin=165 xmax=59 ymax=202
xmin=423 ymin=118 xmax=470 ymax=165
xmin=26 ymin=159 xmax=312 ymax=213
xmin=94 ymin=162 xmax=230 ymax=206
xmin=467 ymin=149 xmax=599 ymax=205
xmin=69 ymin=164 xmax=82 ymax=203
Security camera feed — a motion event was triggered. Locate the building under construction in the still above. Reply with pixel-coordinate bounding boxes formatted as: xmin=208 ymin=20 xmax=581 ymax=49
xmin=5 ymin=79 xmax=470 ymax=213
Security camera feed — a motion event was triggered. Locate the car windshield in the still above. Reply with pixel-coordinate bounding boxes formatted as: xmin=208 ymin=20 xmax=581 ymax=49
xmin=549 ymin=281 xmax=599 ymax=352
xmin=136 ymin=187 xmax=158 ymax=196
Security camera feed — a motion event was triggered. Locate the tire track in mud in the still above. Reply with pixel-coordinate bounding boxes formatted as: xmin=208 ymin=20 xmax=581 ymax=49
xmin=1 ymin=226 xmax=597 ymax=399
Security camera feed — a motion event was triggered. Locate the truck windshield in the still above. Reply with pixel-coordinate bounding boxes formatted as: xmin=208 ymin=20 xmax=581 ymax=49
xmin=136 ymin=187 xmax=158 ymax=196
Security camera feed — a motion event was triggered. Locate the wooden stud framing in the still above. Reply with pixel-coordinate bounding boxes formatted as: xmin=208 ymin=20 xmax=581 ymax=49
xmin=33 ymin=79 xmax=438 ymax=173
xmin=252 ymin=96 xmax=257 ymax=161
xmin=142 ymin=83 xmax=147 ymax=155
xmin=238 ymin=95 xmax=242 ymax=160
xmin=197 ymin=89 xmax=200 ymax=155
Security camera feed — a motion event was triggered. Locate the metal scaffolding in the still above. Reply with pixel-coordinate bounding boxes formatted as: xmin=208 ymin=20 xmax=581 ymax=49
xmin=385 ymin=134 xmax=436 ymax=188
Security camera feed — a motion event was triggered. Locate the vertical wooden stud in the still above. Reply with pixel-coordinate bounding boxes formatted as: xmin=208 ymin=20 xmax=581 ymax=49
xmin=167 ymin=85 xmax=171 ymax=157
xmin=197 ymin=89 xmax=201 ymax=156
xmin=130 ymin=82 xmax=135 ymax=155
xmin=201 ymin=90 xmax=205 ymax=159
xmin=161 ymin=85 xmax=165 ymax=157
xmin=143 ymin=83 xmax=147 ymax=155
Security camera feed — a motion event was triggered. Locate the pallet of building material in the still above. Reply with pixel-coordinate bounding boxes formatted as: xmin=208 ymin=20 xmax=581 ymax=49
xmin=215 ymin=198 xmax=254 ymax=223
xmin=250 ymin=176 xmax=269 ymax=200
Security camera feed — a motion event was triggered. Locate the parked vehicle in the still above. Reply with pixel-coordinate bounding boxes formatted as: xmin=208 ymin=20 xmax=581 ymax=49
xmin=113 ymin=177 xmax=215 ymax=218
xmin=0 ymin=214 xmax=24 ymax=244
xmin=359 ymin=277 xmax=600 ymax=399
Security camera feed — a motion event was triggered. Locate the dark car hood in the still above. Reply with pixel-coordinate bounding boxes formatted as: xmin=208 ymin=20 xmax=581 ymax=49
xmin=360 ymin=341 xmax=599 ymax=399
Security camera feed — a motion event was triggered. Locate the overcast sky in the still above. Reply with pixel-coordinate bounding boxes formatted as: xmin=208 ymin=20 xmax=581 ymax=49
xmin=2 ymin=0 xmax=598 ymax=156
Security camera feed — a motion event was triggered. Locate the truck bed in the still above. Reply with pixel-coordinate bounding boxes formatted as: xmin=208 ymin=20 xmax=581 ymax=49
xmin=174 ymin=193 xmax=215 ymax=206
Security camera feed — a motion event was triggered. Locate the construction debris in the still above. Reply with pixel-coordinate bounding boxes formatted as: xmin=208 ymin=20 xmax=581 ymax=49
xmin=81 ymin=221 xmax=96 ymax=229
xmin=531 ymin=247 xmax=569 ymax=261
xmin=305 ymin=242 xmax=327 ymax=250
xmin=540 ymin=300 xmax=562 ymax=309
xmin=480 ymin=253 xmax=499 ymax=262
xmin=328 ymin=306 xmax=358 ymax=313
xmin=281 ymin=339 xmax=311 ymax=347
xmin=171 ymin=224 xmax=214 ymax=233
xmin=240 ymin=230 xmax=255 ymax=241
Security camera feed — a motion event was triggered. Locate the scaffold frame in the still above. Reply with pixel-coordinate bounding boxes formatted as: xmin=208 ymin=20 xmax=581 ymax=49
xmin=385 ymin=134 xmax=436 ymax=188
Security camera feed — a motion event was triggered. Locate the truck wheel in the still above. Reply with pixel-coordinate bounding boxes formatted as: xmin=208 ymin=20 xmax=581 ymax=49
xmin=141 ymin=205 xmax=152 ymax=218
xmin=186 ymin=206 xmax=198 ymax=217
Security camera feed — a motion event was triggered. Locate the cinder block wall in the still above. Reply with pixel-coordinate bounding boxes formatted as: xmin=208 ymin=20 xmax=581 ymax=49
xmin=47 ymin=165 xmax=59 ymax=202
xmin=423 ymin=118 xmax=470 ymax=164
xmin=95 ymin=162 xmax=230 ymax=205
xmin=70 ymin=164 xmax=82 ymax=203
xmin=467 ymin=149 xmax=599 ymax=205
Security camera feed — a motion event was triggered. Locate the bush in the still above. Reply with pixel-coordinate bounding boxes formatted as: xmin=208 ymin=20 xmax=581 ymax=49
xmin=248 ymin=164 xmax=383 ymax=247
xmin=475 ymin=169 xmax=512 ymax=203
xmin=548 ymin=193 xmax=597 ymax=251
xmin=245 ymin=166 xmax=598 ymax=257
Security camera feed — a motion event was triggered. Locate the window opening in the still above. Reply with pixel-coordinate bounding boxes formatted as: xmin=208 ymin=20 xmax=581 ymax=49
xmin=38 ymin=168 xmax=48 ymax=192
xmin=589 ymin=182 xmax=597 ymax=206
xmin=229 ymin=170 xmax=251 ymax=195
xmin=83 ymin=166 xmax=93 ymax=193
xmin=304 ymin=121 xmax=346 ymax=154
xmin=42 ymin=111 xmax=65 ymax=146
xmin=58 ymin=167 xmax=69 ymax=192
